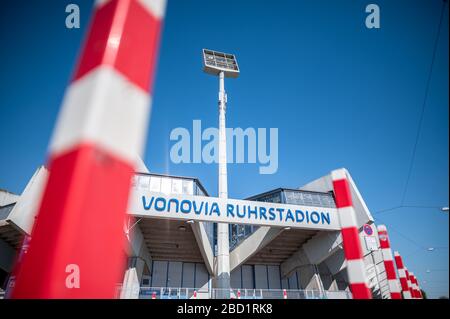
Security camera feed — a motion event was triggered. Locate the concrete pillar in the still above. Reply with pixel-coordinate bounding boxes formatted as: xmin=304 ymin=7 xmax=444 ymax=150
xmin=318 ymin=262 xmax=339 ymax=291
xmin=120 ymin=256 xmax=146 ymax=299
xmin=297 ymin=264 xmax=323 ymax=291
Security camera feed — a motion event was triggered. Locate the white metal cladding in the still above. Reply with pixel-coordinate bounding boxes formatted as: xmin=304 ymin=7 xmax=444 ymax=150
xmin=288 ymin=272 xmax=299 ymax=289
xmin=148 ymin=261 xmax=210 ymax=289
xmin=241 ymin=265 xmax=254 ymax=289
xmin=254 ymin=265 xmax=269 ymax=289
xmin=229 ymin=265 xmax=284 ymax=290
xmin=167 ymin=261 xmax=182 ymax=287
xmin=268 ymin=265 xmax=282 ymax=289
xmin=128 ymin=190 xmax=340 ymax=231
xmin=181 ymin=263 xmax=195 ymax=288
xmin=230 ymin=267 xmax=242 ymax=288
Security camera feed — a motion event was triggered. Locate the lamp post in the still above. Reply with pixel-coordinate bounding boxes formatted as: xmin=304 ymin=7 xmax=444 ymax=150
xmin=203 ymin=49 xmax=239 ymax=299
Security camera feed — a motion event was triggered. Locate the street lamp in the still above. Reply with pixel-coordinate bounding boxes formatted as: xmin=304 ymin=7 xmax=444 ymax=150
xmin=442 ymin=207 xmax=449 ymax=213
xmin=203 ymin=49 xmax=240 ymax=298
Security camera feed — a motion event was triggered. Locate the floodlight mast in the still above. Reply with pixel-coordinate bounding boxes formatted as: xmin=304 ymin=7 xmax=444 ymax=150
xmin=217 ymin=70 xmax=230 ymax=299
xmin=202 ymin=49 xmax=239 ymax=299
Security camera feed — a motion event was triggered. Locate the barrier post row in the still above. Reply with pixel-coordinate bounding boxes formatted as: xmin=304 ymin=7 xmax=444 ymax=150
xmin=377 ymin=225 xmax=402 ymax=299
xmin=11 ymin=0 xmax=166 ymax=298
xmin=393 ymin=251 xmax=412 ymax=299
xmin=331 ymin=169 xmax=372 ymax=299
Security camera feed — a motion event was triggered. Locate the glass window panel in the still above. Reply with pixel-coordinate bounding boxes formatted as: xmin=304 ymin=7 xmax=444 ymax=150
xmin=172 ymin=178 xmax=182 ymax=194
xmin=194 ymin=183 xmax=205 ymax=196
xmin=138 ymin=176 xmax=150 ymax=189
xmin=149 ymin=176 xmax=161 ymax=192
xmin=161 ymin=177 xmax=171 ymax=194
xmin=183 ymin=180 xmax=194 ymax=195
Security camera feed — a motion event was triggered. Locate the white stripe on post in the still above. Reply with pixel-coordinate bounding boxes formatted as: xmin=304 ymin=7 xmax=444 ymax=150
xmin=50 ymin=68 xmax=150 ymax=163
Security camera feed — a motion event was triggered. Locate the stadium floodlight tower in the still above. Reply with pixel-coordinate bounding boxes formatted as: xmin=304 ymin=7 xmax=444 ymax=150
xmin=202 ymin=49 xmax=239 ymax=298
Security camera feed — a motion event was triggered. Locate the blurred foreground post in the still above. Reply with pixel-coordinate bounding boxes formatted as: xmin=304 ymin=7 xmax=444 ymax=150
xmin=11 ymin=0 xmax=166 ymax=298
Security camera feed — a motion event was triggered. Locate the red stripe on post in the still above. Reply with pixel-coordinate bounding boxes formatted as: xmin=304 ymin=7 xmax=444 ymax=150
xmin=378 ymin=232 xmax=391 ymax=249
xmin=405 ymin=269 xmax=414 ymax=297
xmin=341 ymin=227 xmax=364 ymax=260
xmin=12 ymin=145 xmax=133 ymax=298
xmin=394 ymin=255 xmax=404 ymax=269
xmin=349 ymin=283 xmax=372 ymax=299
xmin=332 ymin=179 xmax=352 ymax=208
xmin=74 ymin=0 xmax=162 ymax=92
xmin=399 ymin=277 xmax=409 ymax=291
xmin=384 ymin=260 xmax=397 ymax=280
xmin=391 ymin=292 xmax=402 ymax=299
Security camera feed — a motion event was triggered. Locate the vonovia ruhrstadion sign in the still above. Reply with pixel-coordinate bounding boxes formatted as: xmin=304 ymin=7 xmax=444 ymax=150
xmin=129 ymin=190 xmax=340 ymax=231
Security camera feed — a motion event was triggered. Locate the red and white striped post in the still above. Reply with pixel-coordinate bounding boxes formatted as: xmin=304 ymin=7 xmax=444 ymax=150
xmin=415 ymin=276 xmax=423 ymax=299
xmin=404 ymin=268 xmax=415 ymax=299
xmin=331 ymin=169 xmax=372 ymax=299
xmin=11 ymin=0 xmax=166 ymax=298
xmin=393 ymin=251 xmax=412 ymax=299
xmin=377 ymin=225 xmax=402 ymax=299
xmin=409 ymin=273 xmax=422 ymax=299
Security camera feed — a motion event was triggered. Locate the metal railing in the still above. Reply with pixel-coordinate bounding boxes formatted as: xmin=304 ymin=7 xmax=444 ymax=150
xmin=116 ymin=286 xmax=352 ymax=299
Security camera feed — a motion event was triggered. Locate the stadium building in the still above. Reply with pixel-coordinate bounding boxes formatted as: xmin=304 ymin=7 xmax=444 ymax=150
xmin=0 ymin=159 xmax=393 ymax=299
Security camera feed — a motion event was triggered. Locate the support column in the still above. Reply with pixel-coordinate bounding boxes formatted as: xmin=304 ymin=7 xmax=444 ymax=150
xmin=216 ymin=71 xmax=230 ymax=298
xmin=298 ymin=264 xmax=324 ymax=291
xmin=120 ymin=257 xmax=146 ymax=299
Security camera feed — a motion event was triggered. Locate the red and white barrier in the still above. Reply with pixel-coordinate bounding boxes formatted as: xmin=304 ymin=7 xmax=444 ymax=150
xmin=377 ymin=225 xmax=402 ymax=299
xmin=283 ymin=289 xmax=287 ymax=299
xmin=331 ymin=169 xmax=372 ymax=299
xmin=151 ymin=291 xmax=157 ymax=299
xmin=11 ymin=0 xmax=166 ymax=298
xmin=414 ymin=275 xmax=423 ymax=299
xmin=409 ymin=273 xmax=422 ymax=299
xmin=193 ymin=290 xmax=197 ymax=298
xmin=237 ymin=289 xmax=241 ymax=299
xmin=393 ymin=251 xmax=412 ymax=299
xmin=404 ymin=268 xmax=415 ymax=299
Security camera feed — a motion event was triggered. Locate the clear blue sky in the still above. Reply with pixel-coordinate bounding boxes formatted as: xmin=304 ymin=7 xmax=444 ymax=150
xmin=0 ymin=0 xmax=448 ymax=298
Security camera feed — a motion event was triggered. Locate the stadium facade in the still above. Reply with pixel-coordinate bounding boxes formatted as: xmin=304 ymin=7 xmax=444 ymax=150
xmin=0 ymin=157 xmax=393 ymax=299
